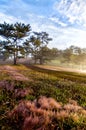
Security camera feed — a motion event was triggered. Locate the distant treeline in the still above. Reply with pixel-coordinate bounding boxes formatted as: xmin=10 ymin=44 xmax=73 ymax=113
xmin=0 ymin=22 xmax=86 ymax=65
xmin=49 ymin=45 xmax=86 ymax=66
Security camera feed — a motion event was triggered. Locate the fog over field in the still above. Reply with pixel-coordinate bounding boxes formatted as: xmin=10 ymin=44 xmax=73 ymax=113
xmin=0 ymin=1 xmax=86 ymax=130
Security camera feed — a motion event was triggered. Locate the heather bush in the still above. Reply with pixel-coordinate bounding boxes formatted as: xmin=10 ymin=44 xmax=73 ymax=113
xmin=18 ymin=65 xmax=86 ymax=106
xmin=8 ymin=96 xmax=86 ymax=130
xmin=0 ymin=80 xmax=32 ymax=130
xmin=1 ymin=65 xmax=86 ymax=130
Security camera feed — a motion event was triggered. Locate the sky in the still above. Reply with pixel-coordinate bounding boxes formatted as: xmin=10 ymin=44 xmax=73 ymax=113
xmin=0 ymin=0 xmax=86 ymax=49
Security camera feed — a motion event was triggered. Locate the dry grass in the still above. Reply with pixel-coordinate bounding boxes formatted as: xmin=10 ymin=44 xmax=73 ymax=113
xmin=35 ymin=65 xmax=86 ymax=74
xmin=0 ymin=65 xmax=29 ymax=81
xmin=0 ymin=64 xmax=86 ymax=129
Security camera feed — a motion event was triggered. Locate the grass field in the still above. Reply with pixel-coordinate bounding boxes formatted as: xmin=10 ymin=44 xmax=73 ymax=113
xmin=0 ymin=64 xmax=86 ymax=130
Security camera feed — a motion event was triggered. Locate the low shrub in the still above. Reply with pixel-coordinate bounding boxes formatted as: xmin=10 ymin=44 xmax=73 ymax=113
xmin=8 ymin=96 xmax=86 ymax=130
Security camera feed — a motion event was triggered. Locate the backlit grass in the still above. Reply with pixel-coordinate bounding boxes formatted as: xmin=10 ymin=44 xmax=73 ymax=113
xmin=0 ymin=64 xmax=86 ymax=130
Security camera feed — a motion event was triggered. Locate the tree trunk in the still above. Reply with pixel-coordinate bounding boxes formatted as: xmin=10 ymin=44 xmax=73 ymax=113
xmin=34 ymin=55 xmax=37 ymax=64
xmin=13 ymin=52 xmax=17 ymax=65
xmin=40 ymin=57 xmax=43 ymax=65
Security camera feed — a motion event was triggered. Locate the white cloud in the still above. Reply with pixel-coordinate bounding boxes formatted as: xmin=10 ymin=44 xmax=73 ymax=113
xmin=49 ymin=17 xmax=67 ymax=27
xmin=31 ymin=18 xmax=86 ymax=48
xmin=0 ymin=11 xmax=86 ymax=49
xmin=0 ymin=12 xmax=16 ymax=23
xmin=0 ymin=12 xmax=25 ymax=23
xmin=38 ymin=21 xmax=86 ymax=49
xmin=54 ymin=0 xmax=86 ymax=25
xmin=1 ymin=0 xmax=86 ymax=49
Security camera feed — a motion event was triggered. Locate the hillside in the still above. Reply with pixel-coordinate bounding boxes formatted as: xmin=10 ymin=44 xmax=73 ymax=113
xmin=0 ymin=64 xmax=86 ymax=130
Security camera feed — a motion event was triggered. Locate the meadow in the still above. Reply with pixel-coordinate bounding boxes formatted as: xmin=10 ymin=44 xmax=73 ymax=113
xmin=0 ymin=64 xmax=86 ymax=130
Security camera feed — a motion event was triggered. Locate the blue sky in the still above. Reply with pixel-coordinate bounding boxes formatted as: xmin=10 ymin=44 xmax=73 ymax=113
xmin=0 ymin=0 xmax=86 ymax=49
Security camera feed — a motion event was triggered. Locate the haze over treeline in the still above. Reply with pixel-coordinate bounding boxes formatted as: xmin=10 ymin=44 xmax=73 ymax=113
xmin=0 ymin=22 xmax=86 ymax=67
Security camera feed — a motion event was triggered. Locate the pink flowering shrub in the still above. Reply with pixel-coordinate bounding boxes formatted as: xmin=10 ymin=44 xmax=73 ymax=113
xmin=8 ymin=96 xmax=86 ymax=130
xmin=0 ymin=80 xmax=14 ymax=91
xmin=0 ymin=80 xmax=32 ymax=100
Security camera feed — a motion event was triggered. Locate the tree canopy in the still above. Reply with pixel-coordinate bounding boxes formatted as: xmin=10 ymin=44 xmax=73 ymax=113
xmin=0 ymin=22 xmax=52 ymax=65
xmin=0 ymin=22 xmax=31 ymax=64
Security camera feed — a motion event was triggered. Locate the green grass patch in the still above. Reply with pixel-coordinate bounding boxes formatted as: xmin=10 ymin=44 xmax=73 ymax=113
xmin=0 ymin=64 xmax=86 ymax=130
